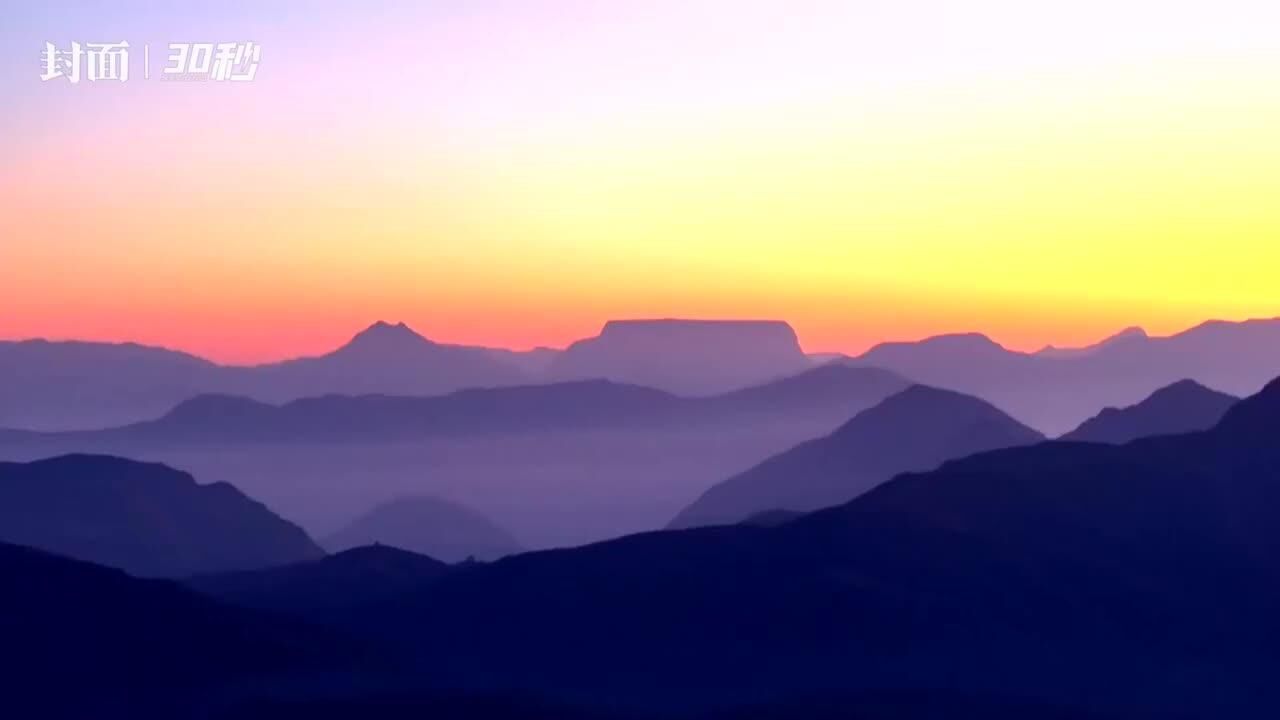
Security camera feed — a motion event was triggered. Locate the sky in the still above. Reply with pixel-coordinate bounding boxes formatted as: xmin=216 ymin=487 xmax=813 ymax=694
xmin=2 ymin=0 xmax=1279 ymax=363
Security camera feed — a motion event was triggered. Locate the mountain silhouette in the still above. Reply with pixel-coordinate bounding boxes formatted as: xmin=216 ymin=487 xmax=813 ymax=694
xmin=1060 ymin=379 xmax=1238 ymax=443
xmin=0 ymin=540 xmax=363 ymax=717
xmin=5 ymin=365 xmax=907 ymax=448
xmin=109 ymin=381 xmax=681 ymax=444
xmin=844 ymin=316 xmax=1280 ymax=434
xmin=0 ymin=455 xmax=322 ymax=576
xmin=234 ymin=320 xmax=528 ymax=401
xmin=323 ymin=496 xmax=523 ymax=562
xmin=0 ymin=365 xmax=910 ymax=552
xmin=298 ymin=375 xmax=1280 ymax=717
xmin=1036 ymin=326 xmax=1149 ymax=358
xmin=670 ymin=385 xmax=1044 ymax=528
xmin=9 ymin=315 xmax=1280 ymax=434
xmin=0 ymin=339 xmax=218 ymax=430
xmin=0 ymin=321 xmax=529 ymax=431
xmin=188 ymin=544 xmax=451 ymax=620
xmin=547 ymin=319 xmax=811 ymax=395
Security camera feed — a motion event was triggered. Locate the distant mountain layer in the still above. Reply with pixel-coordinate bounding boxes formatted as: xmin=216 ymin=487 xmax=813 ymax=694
xmin=670 ymin=386 xmax=1044 ymax=528
xmin=323 ymin=496 xmax=523 ymax=562
xmin=547 ymin=319 xmax=812 ymax=395
xmin=0 ymin=321 xmax=528 ymax=431
xmin=6 ymin=315 xmax=1280 ymax=434
xmin=1060 ymin=379 xmax=1238 ymax=444
xmin=1035 ymin=326 xmax=1149 ymax=358
xmin=299 ymin=376 xmax=1280 ymax=716
xmin=846 ymin=317 xmax=1280 ymax=434
xmin=0 ymin=319 xmax=817 ymax=431
xmin=0 ymin=364 xmax=909 ymax=447
xmin=0 ymin=455 xmax=322 ymax=577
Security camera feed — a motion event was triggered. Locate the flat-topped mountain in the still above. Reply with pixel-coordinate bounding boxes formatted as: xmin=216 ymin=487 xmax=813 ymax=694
xmin=670 ymin=385 xmax=1043 ymax=528
xmin=0 ymin=455 xmax=322 ymax=577
xmin=1060 ymin=379 xmax=1238 ymax=444
xmin=547 ymin=319 xmax=811 ymax=395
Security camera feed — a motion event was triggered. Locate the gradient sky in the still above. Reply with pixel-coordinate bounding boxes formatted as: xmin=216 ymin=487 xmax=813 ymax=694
xmin=3 ymin=1 xmax=1279 ymax=363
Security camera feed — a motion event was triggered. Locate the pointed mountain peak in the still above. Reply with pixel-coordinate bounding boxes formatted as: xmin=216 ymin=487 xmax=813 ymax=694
xmin=1108 ymin=326 xmax=1148 ymax=341
xmin=343 ymin=321 xmax=433 ymax=351
xmin=1148 ymin=378 xmax=1216 ymax=400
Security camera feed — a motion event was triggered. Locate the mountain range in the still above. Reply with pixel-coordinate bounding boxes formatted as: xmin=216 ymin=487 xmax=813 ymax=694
xmin=0 ymin=364 xmax=912 ymax=549
xmin=0 ymin=319 xmax=818 ymax=431
xmin=275 ymin=374 xmax=1280 ymax=717
xmin=8 ymin=375 xmax=1280 ymax=717
xmin=9 ymin=315 xmax=1278 ymax=434
xmin=844 ymin=317 xmax=1280 ymax=434
xmin=0 ymin=363 xmax=908 ymax=448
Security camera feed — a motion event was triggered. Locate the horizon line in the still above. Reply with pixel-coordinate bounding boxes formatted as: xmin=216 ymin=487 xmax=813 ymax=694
xmin=3 ymin=312 xmax=1278 ymax=368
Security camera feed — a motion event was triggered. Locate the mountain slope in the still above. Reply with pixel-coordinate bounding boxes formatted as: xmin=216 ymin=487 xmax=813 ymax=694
xmin=670 ymin=385 xmax=1044 ymax=528
xmin=188 ymin=544 xmax=451 ymax=620
xmin=323 ymin=496 xmax=523 ymax=562
xmin=0 ymin=455 xmax=322 ymax=576
xmin=1060 ymin=379 xmax=1238 ymax=443
xmin=702 ymin=363 xmax=908 ymax=417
